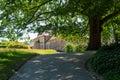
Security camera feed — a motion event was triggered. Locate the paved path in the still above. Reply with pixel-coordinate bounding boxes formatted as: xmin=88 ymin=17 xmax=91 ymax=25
xmin=9 ymin=52 xmax=96 ymax=80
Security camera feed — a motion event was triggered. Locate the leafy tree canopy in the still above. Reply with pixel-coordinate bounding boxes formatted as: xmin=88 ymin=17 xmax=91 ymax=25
xmin=0 ymin=0 xmax=120 ymax=49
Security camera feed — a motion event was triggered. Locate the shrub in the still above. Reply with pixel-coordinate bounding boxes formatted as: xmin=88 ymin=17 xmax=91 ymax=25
xmin=104 ymin=70 xmax=120 ymax=80
xmin=0 ymin=42 xmax=7 ymax=45
xmin=99 ymin=43 xmax=120 ymax=51
xmin=75 ymin=45 xmax=86 ymax=52
xmin=65 ymin=43 xmax=74 ymax=53
xmin=0 ymin=45 xmax=6 ymax=48
xmin=0 ymin=42 xmax=8 ymax=48
xmin=7 ymin=41 xmax=28 ymax=49
xmin=90 ymin=43 xmax=120 ymax=80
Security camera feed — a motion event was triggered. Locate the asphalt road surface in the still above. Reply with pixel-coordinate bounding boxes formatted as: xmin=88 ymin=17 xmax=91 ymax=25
xmin=9 ymin=52 xmax=96 ymax=80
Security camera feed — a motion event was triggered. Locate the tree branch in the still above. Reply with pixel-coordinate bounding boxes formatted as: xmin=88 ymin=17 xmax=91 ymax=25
xmin=26 ymin=0 xmax=53 ymax=25
xmin=30 ymin=0 xmax=52 ymax=10
xmin=101 ymin=11 xmax=120 ymax=25
xmin=25 ymin=11 xmax=53 ymax=25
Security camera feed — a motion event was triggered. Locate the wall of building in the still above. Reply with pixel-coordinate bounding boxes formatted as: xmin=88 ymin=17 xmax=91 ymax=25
xmin=30 ymin=35 xmax=66 ymax=51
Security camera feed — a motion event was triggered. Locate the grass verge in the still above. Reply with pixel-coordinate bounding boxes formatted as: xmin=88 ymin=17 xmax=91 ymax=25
xmin=0 ymin=49 xmax=57 ymax=80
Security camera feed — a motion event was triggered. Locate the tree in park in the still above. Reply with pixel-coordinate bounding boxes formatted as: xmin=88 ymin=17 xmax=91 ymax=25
xmin=60 ymin=0 xmax=120 ymax=50
xmin=0 ymin=0 xmax=120 ymax=50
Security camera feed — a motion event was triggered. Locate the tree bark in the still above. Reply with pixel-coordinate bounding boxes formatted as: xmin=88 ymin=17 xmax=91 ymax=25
xmin=87 ymin=17 xmax=102 ymax=50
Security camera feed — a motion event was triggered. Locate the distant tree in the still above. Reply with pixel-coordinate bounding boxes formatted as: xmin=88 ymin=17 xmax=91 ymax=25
xmin=104 ymin=16 xmax=120 ymax=44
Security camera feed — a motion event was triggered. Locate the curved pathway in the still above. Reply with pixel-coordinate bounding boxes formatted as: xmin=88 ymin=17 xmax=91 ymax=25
xmin=9 ymin=51 xmax=96 ymax=80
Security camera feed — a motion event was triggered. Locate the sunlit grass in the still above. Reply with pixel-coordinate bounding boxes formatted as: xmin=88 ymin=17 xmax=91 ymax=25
xmin=0 ymin=48 xmax=57 ymax=54
xmin=0 ymin=48 xmax=57 ymax=80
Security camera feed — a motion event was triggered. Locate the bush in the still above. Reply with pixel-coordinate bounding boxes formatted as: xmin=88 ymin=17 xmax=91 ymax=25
xmin=65 ymin=43 xmax=74 ymax=53
xmin=90 ymin=43 xmax=120 ymax=80
xmin=104 ymin=70 xmax=120 ymax=80
xmin=7 ymin=41 xmax=29 ymax=49
xmin=0 ymin=42 xmax=8 ymax=48
xmin=99 ymin=43 xmax=120 ymax=51
xmin=0 ymin=42 xmax=7 ymax=45
xmin=0 ymin=45 xmax=6 ymax=48
xmin=75 ymin=45 xmax=86 ymax=52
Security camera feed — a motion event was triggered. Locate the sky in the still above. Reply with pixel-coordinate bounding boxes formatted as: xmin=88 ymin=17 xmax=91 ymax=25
xmin=0 ymin=32 xmax=38 ymax=42
xmin=19 ymin=32 xmax=38 ymax=42
xmin=22 ymin=33 xmax=38 ymax=39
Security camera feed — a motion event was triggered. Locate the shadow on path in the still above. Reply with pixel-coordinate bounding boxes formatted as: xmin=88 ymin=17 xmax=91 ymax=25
xmin=9 ymin=51 xmax=96 ymax=80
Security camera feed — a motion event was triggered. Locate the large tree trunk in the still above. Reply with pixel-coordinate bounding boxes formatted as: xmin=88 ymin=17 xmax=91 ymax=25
xmin=87 ymin=17 xmax=102 ymax=50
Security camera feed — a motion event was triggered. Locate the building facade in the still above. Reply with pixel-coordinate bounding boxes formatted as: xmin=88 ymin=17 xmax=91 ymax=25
xmin=30 ymin=33 xmax=66 ymax=51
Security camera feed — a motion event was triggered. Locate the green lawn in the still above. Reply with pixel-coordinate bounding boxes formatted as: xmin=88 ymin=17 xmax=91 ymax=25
xmin=0 ymin=49 xmax=57 ymax=80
